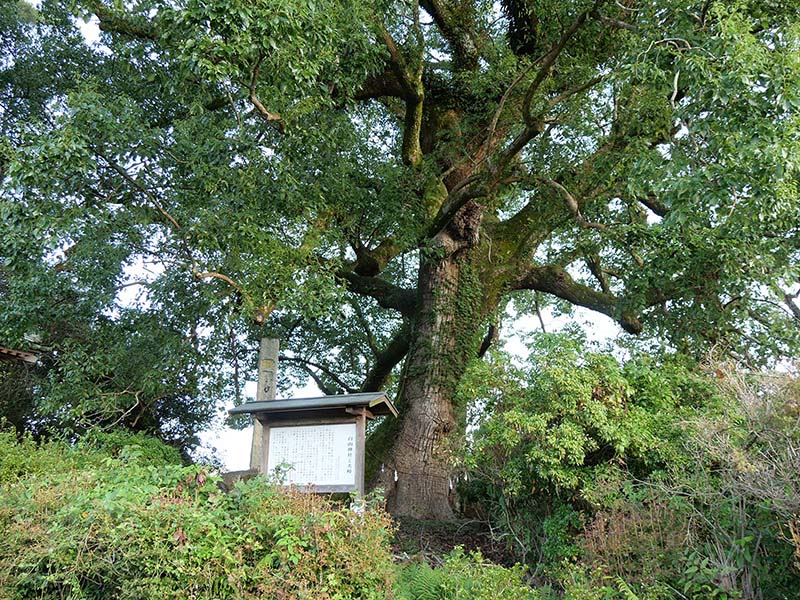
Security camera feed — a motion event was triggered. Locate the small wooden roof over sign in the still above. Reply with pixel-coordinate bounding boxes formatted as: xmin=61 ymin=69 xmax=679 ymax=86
xmin=229 ymin=391 xmax=398 ymax=418
xmin=0 ymin=346 xmax=38 ymax=364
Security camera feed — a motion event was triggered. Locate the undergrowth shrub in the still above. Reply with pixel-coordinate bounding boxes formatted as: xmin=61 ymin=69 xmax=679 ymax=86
xmin=568 ymin=364 xmax=800 ymax=600
xmin=458 ymin=335 xmax=715 ymax=572
xmin=459 ymin=336 xmax=800 ymax=599
xmin=0 ymin=430 xmax=395 ymax=599
xmin=580 ymin=494 xmax=689 ymax=588
xmin=662 ymin=365 xmax=800 ymax=600
xmin=395 ymin=547 xmax=545 ymax=599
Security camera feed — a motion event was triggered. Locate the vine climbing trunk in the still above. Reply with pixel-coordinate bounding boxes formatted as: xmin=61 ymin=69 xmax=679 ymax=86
xmin=382 ymin=201 xmax=488 ymax=520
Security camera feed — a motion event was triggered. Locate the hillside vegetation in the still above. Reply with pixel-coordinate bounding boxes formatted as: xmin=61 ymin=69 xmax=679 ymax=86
xmin=2 ymin=347 xmax=798 ymax=599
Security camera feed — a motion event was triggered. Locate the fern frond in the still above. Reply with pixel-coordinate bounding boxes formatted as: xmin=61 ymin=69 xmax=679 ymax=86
xmin=616 ymin=577 xmax=641 ymax=600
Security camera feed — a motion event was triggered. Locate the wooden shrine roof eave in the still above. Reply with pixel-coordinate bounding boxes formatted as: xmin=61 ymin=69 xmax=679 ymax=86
xmin=0 ymin=346 xmax=38 ymax=364
xmin=228 ymin=391 xmax=398 ymax=418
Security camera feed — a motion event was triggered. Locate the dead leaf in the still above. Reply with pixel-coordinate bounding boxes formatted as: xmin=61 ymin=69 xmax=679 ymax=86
xmin=173 ymin=527 xmax=187 ymax=547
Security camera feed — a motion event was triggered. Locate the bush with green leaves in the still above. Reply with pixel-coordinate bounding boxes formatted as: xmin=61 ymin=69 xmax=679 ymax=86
xmin=458 ymin=336 xmax=800 ymax=599
xmin=458 ymin=335 xmax=717 ymax=568
xmin=573 ymin=363 xmax=800 ymax=600
xmin=0 ymin=430 xmax=395 ymax=599
xmin=395 ymin=547 xmax=545 ymax=600
xmin=660 ymin=365 xmax=800 ymax=600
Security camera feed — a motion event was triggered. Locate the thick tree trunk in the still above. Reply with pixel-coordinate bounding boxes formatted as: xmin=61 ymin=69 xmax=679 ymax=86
xmin=381 ymin=202 xmax=487 ymax=520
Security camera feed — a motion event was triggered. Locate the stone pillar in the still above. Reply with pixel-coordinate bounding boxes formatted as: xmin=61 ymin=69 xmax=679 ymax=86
xmin=250 ymin=338 xmax=279 ymax=470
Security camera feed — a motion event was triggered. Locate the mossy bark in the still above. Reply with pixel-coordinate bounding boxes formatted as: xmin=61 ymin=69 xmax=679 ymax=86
xmin=379 ymin=202 xmax=491 ymax=520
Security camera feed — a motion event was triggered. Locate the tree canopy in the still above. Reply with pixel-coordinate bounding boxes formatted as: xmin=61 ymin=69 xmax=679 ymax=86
xmin=1 ymin=0 xmax=799 ymax=517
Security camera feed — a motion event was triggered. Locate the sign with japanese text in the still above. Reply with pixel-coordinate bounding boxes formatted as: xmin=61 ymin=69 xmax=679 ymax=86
xmin=266 ymin=423 xmax=357 ymax=487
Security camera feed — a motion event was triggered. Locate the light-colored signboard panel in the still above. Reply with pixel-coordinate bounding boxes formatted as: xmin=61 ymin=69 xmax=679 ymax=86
xmin=267 ymin=423 xmax=357 ymax=487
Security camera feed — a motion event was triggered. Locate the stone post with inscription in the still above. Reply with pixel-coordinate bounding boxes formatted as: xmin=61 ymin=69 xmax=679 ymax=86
xmin=249 ymin=337 xmax=279 ymax=470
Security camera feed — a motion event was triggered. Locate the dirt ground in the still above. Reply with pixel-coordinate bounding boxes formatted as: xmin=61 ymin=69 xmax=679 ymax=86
xmin=391 ymin=517 xmax=517 ymax=567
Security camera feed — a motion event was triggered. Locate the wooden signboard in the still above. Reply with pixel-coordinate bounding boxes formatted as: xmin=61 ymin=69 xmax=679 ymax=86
xmin=265 ymin=421 xmax=361 ymax=492
xmin=230 ymin=391 xmax=397 ymax=496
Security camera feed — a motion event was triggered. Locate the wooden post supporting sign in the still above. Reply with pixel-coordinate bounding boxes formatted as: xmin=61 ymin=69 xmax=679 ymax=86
xmin=250 ymin=337 xmax=279 ymax=470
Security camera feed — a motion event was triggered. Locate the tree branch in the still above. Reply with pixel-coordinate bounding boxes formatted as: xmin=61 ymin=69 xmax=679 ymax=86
xmin=280 ymin=355 xmax=357 ymax=394
xmin=425 ymin=8 xmax=609 ymax=240
xmin=783 ymin=290 xmax=800 ymax=321
xmin=359 ymin=323 xmax=412 ymax=392
xmin=637 ymin=193 xmax=669 ymax=217
xmin=522 ymin=0 xmax=606 ymax=124
xmin=490 ymin=188 xmax=563 ymax=266
xmin=534 ymin=292 xmax=547 ymax=333
xmin=249 ymin=54 xmax=283 ymax=126
xmin=482 ymin=56 xmax=547 ymax=160
xmin=585 ymin=254 xmax=611 ymax=294
xmin=546 ymin=74 xmax=606 ymax=110
xmin=379 ymin=25 xmax=424 ymax=165
xmin=426 ymin=177 xmax=488 ymax=241
xmin=590 ymin=9 xmax=638 ymax=32
xmin=350 ymin=299 xmax=380 ymax=356
xmin=95 ymin=150 xmax=182 ymax=230
xmin=352 ymin=68 xmax=406 ymax=101
xmin=352 ymin=238 xmax=401 ymax=276
xmin=483 ymin=35 xmax=605 ymax=177
xmin=491 ymin=133 xmax=624 ymax=269
xmin=379 ymin=26 xmax=418 ymax=98
xmin=192 ymin=270 xmax=243 ymax=292
xmin=514 ymin=264 xmax=642 ymax=333
xmin=419 ymin=0 xmax=480 ymax=70
xmin=89 ymin=1 xmax=158 ymax=40
xmin=477 ymin=323 xmax=499 ymax=358
xmin=338 ymin=271 xmax=418 ymax=317
xmin=94 ymin=149 xmax=261 ymax=315
xmin=539 ymin=178 xmax=607 ymax=231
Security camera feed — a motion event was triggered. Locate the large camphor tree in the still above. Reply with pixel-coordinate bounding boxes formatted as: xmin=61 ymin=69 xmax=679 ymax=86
xmin=1 ymin=0 xmax=799 ymax=518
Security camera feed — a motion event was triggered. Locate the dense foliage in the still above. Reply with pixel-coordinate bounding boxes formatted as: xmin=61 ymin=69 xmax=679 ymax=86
xmin=3 ymin=350 xmax=798 ymax=599
xmin=0 ymin=429 xmax=557 ymax=599
xmin=0 ymin=430 xmax=397 ymax=599
xmin=395 ymin=548 xmax=540 ymax=600
xmin=2 ymin=0 xmax=799 ymax=516
xmin=459 ymin=337 xmax=800 ymax=599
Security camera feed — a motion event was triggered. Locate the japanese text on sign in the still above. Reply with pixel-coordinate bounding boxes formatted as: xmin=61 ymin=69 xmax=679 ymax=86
xmin=267 ymin=423 xmax=356 ymax=487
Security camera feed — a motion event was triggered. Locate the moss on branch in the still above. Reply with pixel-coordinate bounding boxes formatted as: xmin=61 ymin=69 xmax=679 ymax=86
xmin=338 ymin=271 xmax=418 ymax=317
xmin=515 ymin=264 xmax=642 ymax=333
